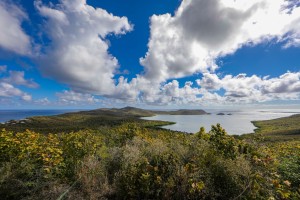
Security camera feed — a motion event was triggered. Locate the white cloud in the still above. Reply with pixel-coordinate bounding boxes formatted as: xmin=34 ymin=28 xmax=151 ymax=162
xmin=34 ymin=97 xmax=50 ymax=105
xmin=140 ymin=0 xmax=300 ymax=83
xmin=112 ymin=76 xmax=140 ymax=101
xmin=35 ymin=0 xmax=132 ymax=95
xmin=136 ymin=0 xmax=300 ymax=105
xmin=0 ymin=69 xmax=37 ymax=103
xmin=196 ymin=73 xmax=222 ymax=90
xmin=114 ymin=71 xmax=300 ymax=106
xmin=35 ymin=0 xmax=297 ymax=106
xmin=0 ymin=82 xmax=23 ymax=97
xmin=21 ymin=94 xmax=32 ymax=101
xmin=196 ymin=71 xmax=300 ymax=104
xmin=98 ymin=69 xmax=300 ymax=105
xmin=56 ymin=90 xmax=101 ymax=105
xmin=1 ymin=0 xmax=299 ymax=107
xmin=0 ymin=1 xmax=31 ymax=55
xmin=261 ymin=72 xmax=300 ymax=94
xmin=159 ymin=80 xmax=201 ymax=105
xmin=3 ymin=71 xmax=39 ymax=88
xmin=0 ymin=82 xmax=32 ymax=101
xmin=110 ymin=76 xmax=202 ymax=105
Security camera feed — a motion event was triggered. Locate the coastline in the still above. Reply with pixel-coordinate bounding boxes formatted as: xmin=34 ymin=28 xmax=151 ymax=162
xmin=0 ymin=109 xmax=84 ymax=123
xmin=142 ymin=111 xmax=298 ymax=135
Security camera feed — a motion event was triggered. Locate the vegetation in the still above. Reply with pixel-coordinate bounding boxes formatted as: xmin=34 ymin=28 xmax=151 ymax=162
xmin=154 ymin=109 xmax=208 ymax=115
xmin=251 ymin=114 xmax=300 ymax=142
xmin=0 ymin=109 xmax=299 ymax=199
xmin=0 ymin=107 xmax=174 ymax=134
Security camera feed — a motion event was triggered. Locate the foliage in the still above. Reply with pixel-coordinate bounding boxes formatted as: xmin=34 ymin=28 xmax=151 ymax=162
xmin=0 ymin=118 xmax=299 ymax=199
xmin=252 ymin=114 xmax=300 ymax=142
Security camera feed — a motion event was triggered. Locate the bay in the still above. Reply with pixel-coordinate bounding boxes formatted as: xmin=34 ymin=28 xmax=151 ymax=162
xmin=142 ymin=109 xmax=300 ymax=135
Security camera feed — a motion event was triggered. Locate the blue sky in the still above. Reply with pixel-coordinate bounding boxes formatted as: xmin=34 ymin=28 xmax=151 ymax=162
xmin=0 ymin=0 xmax=300 ymax=109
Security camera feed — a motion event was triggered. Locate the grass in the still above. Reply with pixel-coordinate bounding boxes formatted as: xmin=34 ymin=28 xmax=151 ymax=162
xmin=250 ymin=114 xmax=300 ymax=142
xmin=0 ymin=108 xmax=175 ymax=134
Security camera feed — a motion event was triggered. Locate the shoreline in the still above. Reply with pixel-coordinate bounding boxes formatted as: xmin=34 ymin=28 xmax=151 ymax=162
xmin=142 ymin=111 xmax=298 ymax=135
xmin=0 ymin=109 xmax=85 ymax=123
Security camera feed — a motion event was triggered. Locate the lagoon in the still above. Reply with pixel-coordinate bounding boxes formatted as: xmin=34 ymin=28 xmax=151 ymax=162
xmin=142 ymin=109 xmax=300 ymax=135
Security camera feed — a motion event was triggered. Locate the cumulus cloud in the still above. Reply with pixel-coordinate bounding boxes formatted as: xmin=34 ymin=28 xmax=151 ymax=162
xmin=140 ymin=0 xmax=300 ymax=83
xmin=109 ymin=76 xmax=201 ymax=105
xmin=101 ymin=69 xmax=300 ymax=105
xmin=261 ymin=72 xmax=300 ymax=94
xmin=34 ymin=97 xmax=50 ymax=105
xmin=3 ymin=71 xmax=39 ymax=88
xmin=196 ymin=71 xmax=300 ymax=104
xmin=0 ymin=1 xmax=31 ymax=55
xmin=1 ymin=0 xmax=299 ymax=106
xmin=0 ymin=82 xmax=23 ymax=97
xmin=115 ymin=71 xmax=300 ymax=106
xmin=29 ymin=0 xmax=300 ymax=106
xmin=136 ymin=0 xmax=300 ymax=105
xmin=157 ymin=80 xmax=201 ymax=105
xmin=35 ymin=0 xmax=132 ymax=94
xmin=112 ymin=76 xmax=140 ymax=101
xmin=196 ymin=73 xmax=222 ymax=91
xmin=56 ymin=90 xmax=101 ymax=105
xmin=0 ymin=68 xmax=37 ymax=103
xmin=0 ymin=82 xmax=32 ymax=101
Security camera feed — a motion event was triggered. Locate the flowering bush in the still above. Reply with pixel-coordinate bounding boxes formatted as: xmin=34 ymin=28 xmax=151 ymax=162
xmin=0 ymin=124 xmax=299 ymax=199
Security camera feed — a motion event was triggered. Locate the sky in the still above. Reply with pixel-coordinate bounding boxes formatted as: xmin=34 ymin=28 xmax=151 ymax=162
xmin=0 ymin=0 xmax=300 ymax=109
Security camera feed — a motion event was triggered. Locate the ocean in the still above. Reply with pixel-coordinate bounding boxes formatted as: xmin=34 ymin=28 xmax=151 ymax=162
xmin=0 ymin=109 xmax=83 ymax=123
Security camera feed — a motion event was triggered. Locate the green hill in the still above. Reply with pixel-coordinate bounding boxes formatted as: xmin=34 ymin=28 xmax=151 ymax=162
xmin=251 ymin=114 xmax=300 ymax=141
xmin=0 ymin=107 xmax=207 ymax=133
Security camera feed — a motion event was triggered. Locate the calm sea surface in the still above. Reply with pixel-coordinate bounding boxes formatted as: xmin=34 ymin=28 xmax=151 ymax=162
xmin=142 ymin=109 xmax=300 ymax=135
xmin=0 ymin=110 xmax=83 ymax=123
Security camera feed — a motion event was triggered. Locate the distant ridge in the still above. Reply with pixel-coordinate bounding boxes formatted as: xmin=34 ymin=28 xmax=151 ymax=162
xmin=82 ymin=106 xmax=208 ymax=117
xmin=0 ymin=106 xmax=209 ymax=133
xmin=154 ymin=109 xmax=208 ymax=115
xmin=120 ymin=106 xmax=155 ymax=117
xmin=121 ymin=106 xmax=208 ymax=116
xmin=115 ymin=106 xmax=208 ymax=116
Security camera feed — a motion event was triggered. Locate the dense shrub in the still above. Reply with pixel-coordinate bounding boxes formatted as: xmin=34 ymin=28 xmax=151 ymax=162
xmin=0 ymin=124 xmax=299 ymax=199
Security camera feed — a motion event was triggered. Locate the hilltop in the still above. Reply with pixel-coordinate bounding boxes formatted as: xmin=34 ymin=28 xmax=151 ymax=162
xmin=59 ymin=106 xmax=208 ymax=117
xmin=0 ymin=107 xmax=208 ymax=133
xmin=82 ymin=106 xmax=208 ymax=116
xmin=154 ymin=109 xmax=208 ymax=115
